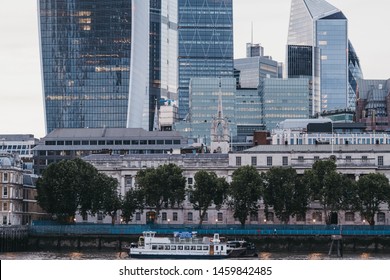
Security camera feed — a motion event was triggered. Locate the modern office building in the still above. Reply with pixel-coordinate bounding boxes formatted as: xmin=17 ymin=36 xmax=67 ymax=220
xmin=234 ymin=55 xmax=280 ymax=88
xmin=177 ymin=0 xmax=234 ymax=120
xmin=32 ymin=127 xmax=188 ymax=174
xmin=246 ymin=42 xmax=264 ymax=58
xmin=148 ymin=0 xmax=178 ymax=131
xmin=261 ymin=78 xmax=311 ymax=130
xmin=286 ymin=0 xmax=362 ymax=115
xmin=38 ymin=0 xmax=149 ymax=133
xmin=356 ymin=79 xmax=390 ymax=132
xmin=0 ymin=135 xmax=38 ymax=160
xmin=175 ymin=78 xmax=237 ymax=145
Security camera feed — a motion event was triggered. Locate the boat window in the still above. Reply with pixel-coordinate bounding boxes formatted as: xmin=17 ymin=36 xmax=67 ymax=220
xmin=184 ymin=246 xmax=190 ymax=250
xmin=216 ymin=246 xmax=219 ymax=251
xmin=165 ymin=245 xmax=170 ymax=250
xmin=221 ymin=246 xmax=223 ymax=251
xmin=171 ymin=245 xmax=176 ymax=250
xmin=197 ymin=246 xmax=202 ymax=250
xmin=191 ymin=246 xmax=196 ymax=250
xmin=203 ymin=246 xmax=208 ymax=250
xmin=178 ymin=246 xmax=183 ymax=250
xmin=158 ymin=245 xmax=164 ymax=250
xmin=152 ymin=245 xmax=157 ymax=250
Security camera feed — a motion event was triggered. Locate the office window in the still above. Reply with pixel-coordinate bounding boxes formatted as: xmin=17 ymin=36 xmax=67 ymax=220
xmin=187 ymin=212 xmax=193 ymax=221
xmin=3 ymin=173 xmax=8 ymax=182
xmin=377 ymin=212 xmax=385 ymax=223
xmin=236 ymin=156 xmax=241 ymax=166
xmin=97 ymin=212 xmax=103 ymax=221
xmin=362 ymin=156 xmax=368 ymax=163
xmin=202 ymin=212 xmax=208 ymax=222
xmin=162 ymin=212 xmax=167 ymax=221
xmin=250 ymin=213 xmax=258 ymax=222
xmin=251 ymin=156 xmax=257 ymax=166
xmin=2 ymin=186 xmax=7 ymax=197
xmin=282 ymin=156 xmax=288 ymax=166
xmin=188 ymin=177 xmax=193 ymax=185
xmin=135 ymin=213 xmax=141 ymax=221
xmin=125 ymin=175 xmax=132 ymax=188
xmin=346 ymin=156 xmax=352 ymax=163
xmin=298 ymin=156 xmax=304 ymax=163
xmin=217 ymin=212 xmax=223 ymax=222
xmin=267 ymin=156 xmax=272 ymax=166
xmin=173 ymin=212 xmax=178 ymax=221
xmin=266 ymin=212 xmax=274 ymax=222
xmin=345 ymin=212 xmax=355 ymax=222
xmin=378 ymin=156 xmax=384 ymax=166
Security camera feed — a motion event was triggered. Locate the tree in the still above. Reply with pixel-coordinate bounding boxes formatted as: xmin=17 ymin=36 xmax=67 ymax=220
xmin=92 ymin=173 xmax=121 ymax=225
xmin=263 ymin=167 xmax=309 ymax=223
xmin=36 ymin=158 xmax=97 ymax=222
xmin=355 ymin=173 xmax=390 ymax=225
xmin=136 ymin=163 xmax=186 ymax=221
xmin=302 ymin=159 xmax=354 ymax=224
xmin=229 ymin=166 xmax=263 ymax=225
xmin=189 ymin=170 xmax=228 ymax=225
xmin=121 ymin=188 xmax=144 ymax=223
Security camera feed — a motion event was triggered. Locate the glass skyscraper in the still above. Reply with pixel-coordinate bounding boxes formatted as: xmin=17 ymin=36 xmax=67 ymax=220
xmin=38 ymin=0 xmax=149 ymax=133
xmin=286 ymin=0 xmax=361 ymax=115
xmin=177 ymin=0 xmax=234 ymax=120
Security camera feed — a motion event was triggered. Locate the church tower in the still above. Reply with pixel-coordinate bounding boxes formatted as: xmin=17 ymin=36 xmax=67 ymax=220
xmin=210 ymin=80 xmax=230 ymax=153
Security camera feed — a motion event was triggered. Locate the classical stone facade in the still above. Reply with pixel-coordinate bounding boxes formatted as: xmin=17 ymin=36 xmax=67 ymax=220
xmin=83 ymin=144 xmax=390 ymax=225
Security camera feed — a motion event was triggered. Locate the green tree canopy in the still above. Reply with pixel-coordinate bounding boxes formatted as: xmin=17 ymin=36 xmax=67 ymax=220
xmin=136 ymin=163 xmax=186 ymax=221
xmin=121 ymin=188 xmax=144 ymax=223
xmin=263 ymin=167 xmax=309 ymax=223
xmin=92 ymin=173 xmax=121 ymax=224
xmin=189 ymin=170 xmax=228 ymax=225
xmin=355 ymin=173 xmax=390 ymax=225
xmin=229 ymin=166 xmax=263 ymax=225
xmin=302 ymin=159 xmax=354 ymax=224
xmin=36 ymin=158 xmax=98 ymax=222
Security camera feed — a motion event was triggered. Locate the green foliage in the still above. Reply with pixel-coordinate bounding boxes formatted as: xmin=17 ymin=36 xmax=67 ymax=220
xmin=356 ymin=173 xmax=390 ymax=225
xmin=302 ymin=159 xmax=356 ymax=223
xmin=189 ymin=170 xmax=228 ymax=224
xmin=92 ymin=173 xmax=121 ymax=224
xmin=121 ymin=188 xmax=144 ymax=223
xmin=136 ymin=163 xmax=186 ymax=219
xmin=36 ymin=158 xmax=122 ymax=223
xmin=36 ymin=158 xmax=98 ymax=222
xmin=229 ymin=166 xmax=263 ymax=225
xmin=263 ymin=167 xmax=309 ymax=223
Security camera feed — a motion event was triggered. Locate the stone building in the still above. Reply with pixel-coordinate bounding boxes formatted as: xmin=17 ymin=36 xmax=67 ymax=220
xmin=83 ymin=144 xmax=390 ymax=225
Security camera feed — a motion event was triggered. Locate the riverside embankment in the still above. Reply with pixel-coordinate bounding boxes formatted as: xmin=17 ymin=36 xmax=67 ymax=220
xmin=3 ymin=224 xmax=390 ymax=254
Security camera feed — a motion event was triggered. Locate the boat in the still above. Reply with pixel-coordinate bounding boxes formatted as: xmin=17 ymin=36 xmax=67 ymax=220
xmin=129 ymin=231 xmax=229 ymax=259
xmin=226 ymin=239 xmax=258 ymax=257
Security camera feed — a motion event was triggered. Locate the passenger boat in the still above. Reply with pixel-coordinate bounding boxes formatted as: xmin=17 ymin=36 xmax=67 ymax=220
xmin=129 ymin=231 xmax=229 ymax=259
xmin=226 ymin=239 xmax=258 ymax=257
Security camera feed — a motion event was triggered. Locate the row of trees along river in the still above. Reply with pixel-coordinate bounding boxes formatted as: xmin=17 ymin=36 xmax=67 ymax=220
xmin=36 ymin=158 xmax=390 ymax=226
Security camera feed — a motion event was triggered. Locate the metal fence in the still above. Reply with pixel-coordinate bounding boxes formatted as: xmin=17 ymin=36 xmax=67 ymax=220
xmin=28 ymin=224 xmax=390 ymax=237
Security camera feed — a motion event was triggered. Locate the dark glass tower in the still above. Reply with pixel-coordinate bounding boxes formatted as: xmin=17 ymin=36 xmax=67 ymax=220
xmin=38 ymin=0 xmax=149 ymax=133
xmin=286 ymin=0 xmax=361 ymax=115
xmin=177 ymin=0 xmax=234 ymax=120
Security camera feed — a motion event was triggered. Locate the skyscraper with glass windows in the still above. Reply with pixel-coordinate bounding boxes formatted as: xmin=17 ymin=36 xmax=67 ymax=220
xmin=177 ymin=0 xmax=234 ymax=120
xmin=38 ymin=0 xmax=149 ymax=133
xmin=286 ymin=0 xmax=361 ymax=115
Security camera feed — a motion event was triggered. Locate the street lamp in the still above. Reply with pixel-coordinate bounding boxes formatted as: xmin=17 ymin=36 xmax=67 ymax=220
xmin=313 ymin=219 xmax=316 ymax=224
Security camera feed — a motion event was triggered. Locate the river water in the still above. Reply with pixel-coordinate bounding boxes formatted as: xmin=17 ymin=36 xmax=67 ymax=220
xmin=1 ymin=250 xmax=390 ymax=260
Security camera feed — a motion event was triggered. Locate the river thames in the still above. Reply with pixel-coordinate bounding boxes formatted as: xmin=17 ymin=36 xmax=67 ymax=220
xmin=1 ymin=250 xmax=390 ymax=260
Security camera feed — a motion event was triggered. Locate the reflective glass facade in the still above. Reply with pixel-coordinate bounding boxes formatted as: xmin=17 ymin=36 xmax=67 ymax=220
xmin=261 ymin=78 xmax=310 ymax=130
xmin=286 ymin=0 xmax=355 ymax=115
xmin=178 ymin=0 xmax=234 ymax=120
xmin=39 ymin=0 xmax=149 ymax=133
xmin=175 ymin=78 xmax=237 ymax=144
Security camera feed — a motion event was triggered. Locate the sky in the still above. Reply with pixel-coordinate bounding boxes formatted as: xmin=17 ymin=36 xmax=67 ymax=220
xmin=0 ymin=0 xmax=389 ymax=139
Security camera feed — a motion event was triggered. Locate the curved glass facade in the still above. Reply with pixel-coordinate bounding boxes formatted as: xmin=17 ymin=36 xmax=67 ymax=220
xmin=287 ymin=0 xmax=354 ymax=115
xmin=178 ymin=0 xmax=234 ymax=120
xmin=39 ymin=0 xmax=149 ymax=133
